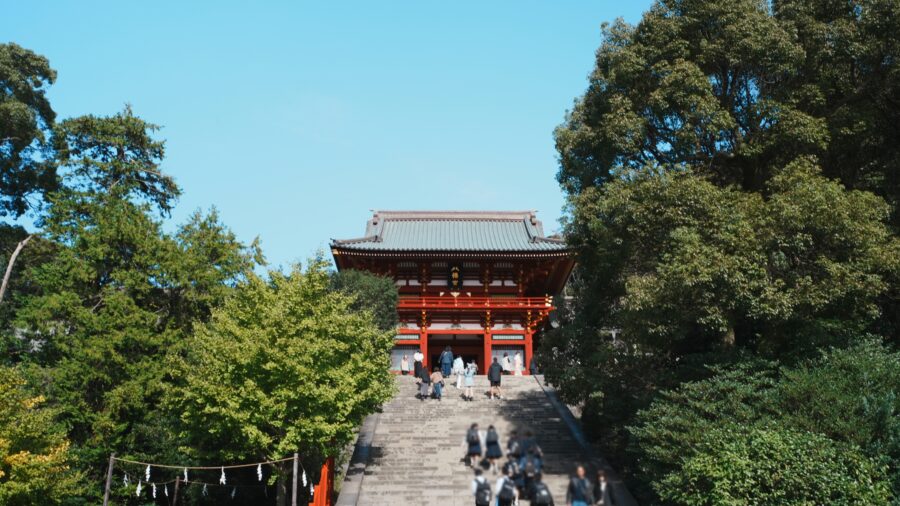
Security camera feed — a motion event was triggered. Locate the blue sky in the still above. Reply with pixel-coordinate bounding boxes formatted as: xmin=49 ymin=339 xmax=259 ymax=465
xmin=5 ymin=1 xmax=649 ymax=269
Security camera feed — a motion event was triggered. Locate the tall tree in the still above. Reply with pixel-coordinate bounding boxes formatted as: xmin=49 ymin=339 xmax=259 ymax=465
xmin=174 ymin=259 xmax=395 ymax=505
xmin=555 ymin=0 xmax=814 ymax=195
xmin=547 ymin=0 xmax=900 ymax=492
xmin=11 ymin=108 xmax=259 ymax=502
xmin=777 ymin=0 xmax=900 ymax=225
xmin=52 ymin=105 xmax=180 ymax=215
xmin=0 ymin=44 xmax=58 ymax=217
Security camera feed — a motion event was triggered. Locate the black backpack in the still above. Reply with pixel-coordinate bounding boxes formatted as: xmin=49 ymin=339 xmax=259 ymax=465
xmin=502 ymin=460 xmax=519 ymax=477
xmin=499 ymin=477 xmax=517 ymax=501
xmin=532 ymin=482 xmax=553 ymax=506
xmin=475 ymin=479 xmax=492 ymax=506
xmin=467 ymin=429 xmax=480 ymax=445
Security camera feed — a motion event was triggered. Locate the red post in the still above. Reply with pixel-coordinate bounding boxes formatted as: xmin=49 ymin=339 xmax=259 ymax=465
xmin=482 ymin=333 xmax=491 ymax=374
xmin=419 ymin=330 xmax=428 ymax=370
xmin=308 ymin=457 xmax=334 ymax=506
xmin=524 ymin=330 xmax=533 ymax=376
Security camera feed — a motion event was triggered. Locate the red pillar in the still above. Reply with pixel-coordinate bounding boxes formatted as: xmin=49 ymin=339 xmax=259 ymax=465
xmin=308 ymin=457 xmax=334 ymax=506
xmin=419 ymin=329 xmax=428 ymax=370
xmin=482 ymin=332 xmax=492 ymax=374
xmin=524 ymin=330 xmax=533 ymax=376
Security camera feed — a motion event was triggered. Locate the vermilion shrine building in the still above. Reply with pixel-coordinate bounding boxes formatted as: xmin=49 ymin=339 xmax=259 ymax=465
xmin=331 ymin=211 xmax=574 ymax=374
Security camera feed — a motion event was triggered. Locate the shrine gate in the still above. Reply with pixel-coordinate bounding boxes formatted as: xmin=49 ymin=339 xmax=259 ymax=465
xmin=331 ymin=211 xmax=574 ymax=374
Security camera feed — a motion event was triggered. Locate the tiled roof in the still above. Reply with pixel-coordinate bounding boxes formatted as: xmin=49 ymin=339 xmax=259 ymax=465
xmin=331 ymin=211 xmax=567 ymax=252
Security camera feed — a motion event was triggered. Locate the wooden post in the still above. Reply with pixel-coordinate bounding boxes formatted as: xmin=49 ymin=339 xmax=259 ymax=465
xmin=291 ymin=452 xmax=299 ymax=506
xmin=102 ymin=452 xmax=115 ymax=506
xmin=172 ymin=476 xmax=180 ymax=506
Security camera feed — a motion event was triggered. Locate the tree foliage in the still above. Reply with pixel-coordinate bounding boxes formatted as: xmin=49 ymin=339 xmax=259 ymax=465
xmin=547 ymin=0 xmax=900 ymax=502
xmin=7 ymin=108 xmax=259 ymax=502
xmin=174 ymin=258 xmax=395 ymax=469
xmin=52 ymin=105 xmax=179 ymax=215
xmin=0 ymin=43 xmax=58 ymax=217
xmin=0 ymin=365 xmax=83 ymax=505
xmin=630 ymin=341 xmax=900 ymax=503
xmin=329 ymin=268 xmax=399 ymax=332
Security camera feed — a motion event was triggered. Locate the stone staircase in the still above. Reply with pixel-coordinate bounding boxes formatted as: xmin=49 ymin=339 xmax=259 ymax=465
xmin=337 ymin=375 xmax=635 ymax=506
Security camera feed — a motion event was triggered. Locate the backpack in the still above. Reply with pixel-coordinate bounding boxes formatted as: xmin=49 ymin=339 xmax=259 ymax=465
xmin=524 ymin=456 xmax=537 ymax=477
xmin=475 ymin=479 xmax=492 ymax=506
xmin=502 ymin=460 xmax=519 ymax=477
xmin=467 ymin=429 xmax=480 ymax=445
xmin=532 ymin=482 xmax=553 ymax=506
xmin=498 ymin=477 xmax=516 ymax=501
xmin=508 ymin=439 xmax=521 ymax=457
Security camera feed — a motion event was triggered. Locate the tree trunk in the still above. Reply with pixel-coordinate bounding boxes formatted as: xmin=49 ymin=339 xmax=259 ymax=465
xmin=723 ymin=324 xmax=736 ymax=348
xmin=0 ymin=234 xmax=32 ymax=304
xmin=276 ymin=462 xmax=288 ymax=506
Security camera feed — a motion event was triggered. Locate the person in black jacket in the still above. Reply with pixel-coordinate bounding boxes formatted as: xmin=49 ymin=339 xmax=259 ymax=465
xmin=566 ymin=465 xmax=593 ymax=506
xmin=487 ymin=357 xmax=504 ymax=400
xmin=416 ymin=364 xmax=431 ymax=400
xmin=531 ymin=473 xmax=555 ymax=506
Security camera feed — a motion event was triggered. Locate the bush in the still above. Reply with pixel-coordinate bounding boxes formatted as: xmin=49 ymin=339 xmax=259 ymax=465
xmin=776 ymin=340 xmax=900 ymax=497
xmin=629 ymin=360 xmax=779 ymax=485
xmin=660 ymin=426 xmax=892 ymax=505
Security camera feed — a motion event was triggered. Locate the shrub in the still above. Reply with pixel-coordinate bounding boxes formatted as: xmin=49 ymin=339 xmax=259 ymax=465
xmin=660 ymin=426 xmax=892 ymax=505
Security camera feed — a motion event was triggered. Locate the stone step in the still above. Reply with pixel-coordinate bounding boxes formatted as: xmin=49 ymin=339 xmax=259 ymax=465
xmin=340 ymin=375 xmax=600 ymax=506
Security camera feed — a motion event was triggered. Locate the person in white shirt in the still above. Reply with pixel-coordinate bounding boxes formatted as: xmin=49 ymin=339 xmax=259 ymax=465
xmin=495 ymin=465 xmax=519 ymax=506
xmin=513 ymin=352 xmax=523 ymax=376
xmin=453 ymin=355 xmax=465 ymax=388
xmin=413 ymin=349 xmax=424 ymax=377
xmin=472 ymin=469 xmax=492 ymax=506
xmin=594 ymin=469 xmax=614 ymax=505
xmin=501 ymin=352 xmax=513 ymax=374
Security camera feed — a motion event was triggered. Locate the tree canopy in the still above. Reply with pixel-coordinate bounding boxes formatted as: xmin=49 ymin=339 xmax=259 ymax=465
xmin=0 ymin=43 xmax=58 ymax=217
xmin=546 ymin=0 xmax=900 ymax=503
xmin=174 ymin=259 xmax=395 ymax=503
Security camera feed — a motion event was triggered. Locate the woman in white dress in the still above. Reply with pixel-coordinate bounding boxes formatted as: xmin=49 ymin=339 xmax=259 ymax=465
xmin=513 ymin=352 xmax=523 ymax=376
xmin=501 ymin=353 xmax=512 ymax=374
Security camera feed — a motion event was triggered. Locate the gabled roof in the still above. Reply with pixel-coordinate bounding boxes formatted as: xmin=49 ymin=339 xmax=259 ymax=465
xmin=331 ymin=211 xmax=567 ymax=253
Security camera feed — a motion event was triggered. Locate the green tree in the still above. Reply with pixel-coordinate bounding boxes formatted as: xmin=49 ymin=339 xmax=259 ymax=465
xmin=776 ymin=0 xmax=900 ymax=225
xmin=0 ymin=365 xmax=83 ymax=505
xmin=10 ymin=108 xmax=259 ymax=502
xmin=555 ymin=0 xmax=813 ymax=195
xmin=174 ymin=259 xmax=395 ymax=505
xmin=329 ymin=268 xmax=398 ymax=332
xmin=0 ymin=43 xmax=58 ymax=217
xmin=52 ymin=105 xmax=180 ymax=214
